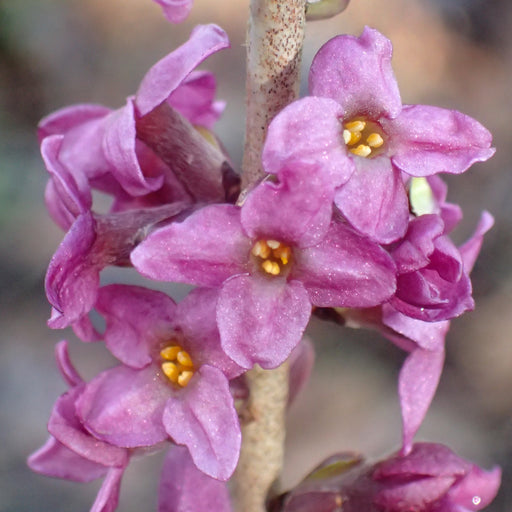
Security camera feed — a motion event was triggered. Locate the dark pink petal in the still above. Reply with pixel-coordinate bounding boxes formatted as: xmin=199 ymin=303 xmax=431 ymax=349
xmin=217 ymin=275 xmax=311 ymax=369
xmin=334 ymin=157 xmax=409 ymax=244
xmin=41 ymin=135 xmax=92 ymax=230
xmin=28 ymin=437 xmax=107 ymax=482
xmin=97 ymin=285 xmax=177 ymax=369
xmin=374 ymin=475 xmax=456 ymax=511
xmin=398 ymin=349 xmax=445 ymax=454
xmin=176 ymin=288 xmax=244 ymax=379
xmin=309 ymin=27 xmax=402 ymax=120
xmin=153 ymin=0 xmax=193 ymax=24
xmin=288 ymin=337 xmax=315 ymax=406
xmin=241 ymin=172 xmax=333 ymax=248
xmin=391 ymin=215 xmax=444 ymax=274
xmin=77 ymin=365 xmax=169 ymax=448
xmin=91 ymin=466 xmax=126 ymax=512
xmin=382 ymin=305 xmax=449 ymax=352
xmin=135 ymin=24 xmax=230 ymax=116
xmin=168 ymin=70 xmax=224 ymax=129
xmin=103 ymin=99 xmax=164 ymax=196
xmin=375 ymin=443 xmax=471 ymax=479
xmin=55 ymin=341 xmax=83 ymax=387
xmin=162 ymin=366 xmax=240 ymax=480
xmin=38 ymin=103 xmax=111 ymax=142
xmin=45 ymin=212 xmax=99 ymax=324
xmin=159 ymin=446 xmax=232 ymax=512
xmin=387 ymin=105 xmax=495 ymax=176
xmin=262 ymin=96 xmax=354 ymax=188
xmin=293 ymin=220 xmax=396 ymax=307
xmin=446 ymin=465 xmax=501 ymax=511
xmin=459 ymin=211 xmax=494 ymax=273
xmin=48 ymin=387 xmax=129 ymax=467
xmin=131 ymin=204 xmax=250 ymax=287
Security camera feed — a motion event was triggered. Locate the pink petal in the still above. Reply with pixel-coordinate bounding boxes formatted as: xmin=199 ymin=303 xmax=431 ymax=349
xmin=153 ymin=0 xmax=193 ymax=24
xmin=135 ymin=24 xmax=229 ymax=116
xmin=162 ymin=366 xmax=240 ymax=480
xmin=159 ymin=446 xmax=232 ymax=512
xmin=388 ymin=105 xmax=495 ymax=176
xmin=293 ymin=220 xmax=396 ymax=307
xmin=217 ymin=275 xmax=311 ymax=369
xmin=77 ymin=366 xmax=169 ymax=448
xmin=131 ymin=204 xmax=250 ymax=287
xmin=459 ymin=211 xmax=494 ymax=273
xmin=55 ymin=341 xmax=83 ymax=387
xmin=91 ymin=466 xmax=126 ymax=512
xmin=399 ymin=349 xmax=445 ymax=454
xmin=334 ymin=157 xmax=409 ymax=244
xmin=309 ymin=27 xmax=402 ymax=120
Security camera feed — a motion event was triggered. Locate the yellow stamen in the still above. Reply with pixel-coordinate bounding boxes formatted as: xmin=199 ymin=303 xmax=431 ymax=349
xmin=251 ymin=240 xmax=271 ymax=259
xmin=266 ymin=239 xmax=281 ymax=249
xmin=366 ymin=132 xmax=384 ymax=148
xmin=162 ymin=362 xmax=179 ymax=383
xmin=343 ymin=129 xmax=352 ymax=145
xmin=350 ymin=144 xmax=372 ymax=157
xmin=274 ymin=245 xmax=291 ymax=265
xmin=178 ymin=371 xmax=194 ymax=387
xmin=262 ymin=259 xmax=280 ymax=275
xmin=160 ymin=345 xmax=181 ymax=360
xmin=177 ymin=350 xmax=194 ymax=367
xmin=345 ymin=120 xmax=366 ymax=133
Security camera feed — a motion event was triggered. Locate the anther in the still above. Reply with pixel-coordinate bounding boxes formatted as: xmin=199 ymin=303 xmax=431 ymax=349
xmin=177 ymin=350 xmax=194 ymax=367
xmin=178 ymin=371 xmax=194 ymax=387
xmin=262 ymin=260 xmax=280 ymax=275
xmin=274 ymin=245 xmax=291 ymax=265
xmin=251 ymin=240 xmax=270 ymax=259
xmin=266 ymin=240 xmax=281 ymax=249
xmin=345 ymin=120 xmax=366 ymax=133
xmin=366 ymin=133 xmax=384 ymax=148
xmin=162 ymin=362 xmax=179 ymax=383
xmin=160 ymin=346 xmax=181 ymax=360
xmin=350 ymin=144 xmax=372 ymax=157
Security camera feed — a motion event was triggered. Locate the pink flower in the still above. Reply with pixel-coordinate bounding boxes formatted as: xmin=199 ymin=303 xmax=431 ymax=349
xmin=263 ymin=27 xmax=494 ymax=243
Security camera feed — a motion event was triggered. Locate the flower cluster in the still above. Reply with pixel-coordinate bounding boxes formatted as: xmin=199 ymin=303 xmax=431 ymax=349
xmin=30 ymin=11 xmax=500 ymax=512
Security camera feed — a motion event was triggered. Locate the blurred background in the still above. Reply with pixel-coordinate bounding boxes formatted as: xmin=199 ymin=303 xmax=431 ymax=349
xmin=1 ymin=0 xmax=511 ymax=510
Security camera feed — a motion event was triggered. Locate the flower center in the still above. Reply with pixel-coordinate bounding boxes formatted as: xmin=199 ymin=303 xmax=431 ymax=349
xmin=342 ymin=119 xmax=385 ymax=158
xmin=251 ymin=239 xmax=292 ymax=276
xmin=160 ymin=344 xmax=195 ymax=387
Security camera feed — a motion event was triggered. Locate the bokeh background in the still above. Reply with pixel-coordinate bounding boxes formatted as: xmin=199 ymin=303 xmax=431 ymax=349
xmin=1 ymin=0 xmax=511 ymax=510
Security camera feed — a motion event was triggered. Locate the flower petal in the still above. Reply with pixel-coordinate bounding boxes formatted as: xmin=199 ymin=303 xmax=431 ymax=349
xmin=293 ymin=220 xmax=396 ymax=307
xmin=398 ymin=349 xmax=445 ymax=455
xmin=162 ymin=365 xmax=240 ymax=480
xmin=459 ymin=211 xmax=494 ymax=273
xmin=153 ymin=0 xmax=193 ymax=24
xmin=135 ymin=24 xmax=230 ymax=116
xmin=55 ymin=340 xmax=84 ymax=387
xmin=168 ymin=70 xmax=224 ymax=129
xmin=217 ymin=275 xmax=311 ymax=369
xmin=388 ymin=105 xmax=495 ymax=176
xmin=241 ymin=172 xmax=333 ymax=248
xmin=97 ymin=285 xmax=177 ymax=369
xmin=77 ymin=365 xmax=169 ymax=448
xmin=334 ymin=157 xmax=409 ymax=244
xmin=131 ymin=204 xmax=250 ymax=287
xmin=28 ymin=437 xmax=108 ymax=482
xmin=262 ymin=96 xmax=353 ymax=188
xmin=91 ymin=466 xmax=126 ymax=512
xmin=158 ymin=446 xmax=232 ymax=512
xmin=309 ymin=27 xmax=402 ymax=119
xmin=176 ymin=287 xmax=244 ymax=379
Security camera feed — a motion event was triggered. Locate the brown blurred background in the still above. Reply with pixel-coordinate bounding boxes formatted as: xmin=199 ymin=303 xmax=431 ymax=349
xmin=1 ymin=0 xmax=510 ymax=510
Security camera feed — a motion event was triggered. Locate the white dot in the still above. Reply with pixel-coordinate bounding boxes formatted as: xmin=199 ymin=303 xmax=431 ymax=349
xmin=472 ymin=496 xmax=482 ymax=506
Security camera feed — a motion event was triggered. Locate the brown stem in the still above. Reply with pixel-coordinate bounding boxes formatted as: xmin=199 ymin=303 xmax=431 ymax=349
xmin=241 ymin=0 xmax=307 ymax=189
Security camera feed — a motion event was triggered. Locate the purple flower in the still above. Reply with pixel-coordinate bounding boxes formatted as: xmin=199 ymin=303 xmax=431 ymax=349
xmin=75 ymin=285 xmax=242 ymax=480
xmin=263 ymin=27 xmax=494 ymax=243
xmin=131 ymin=177 xmax=396 ymax=370
xmin=39 ymin=24 xmax=234 ymax=213
xmin=28 ymin=342 xmax=129 ymax=512
xmin=152 ymin=0 xmax=193 ymax=24
xmin=278 ymin=443 xmax=501 ymax=512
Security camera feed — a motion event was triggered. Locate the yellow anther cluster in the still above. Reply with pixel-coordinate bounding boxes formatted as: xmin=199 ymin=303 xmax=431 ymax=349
xmin=160 ymin=345 xmax=195 ymax=387
xmin=251 ymin=239 xmax=291 ymax=276
xmin=343 ymin=119 xmax=384 ymax=158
